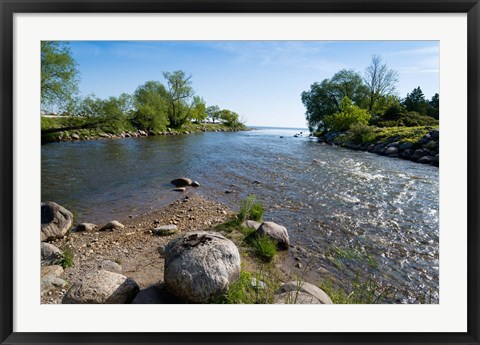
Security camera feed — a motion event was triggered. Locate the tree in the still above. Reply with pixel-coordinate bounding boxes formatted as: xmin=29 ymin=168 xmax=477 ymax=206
xmin=428 ymin=93 xmax=439 ymax=118
xmin=403 ymin=86 xmax=428 ymax=115
xmin=206 ymin=105 xmax=221 ymax=123
xmin=163 ymin=70 xmax=194 ymax=127
xmin=323 ymin=97 xmax=371 ymax=132
xmin=133 ymin=81 xmax=170 ymax=132
xmin=218 ymin=109 xmax=240 ymax=127
xmin=190 ymin=96 xmax=207 ymax=123
xmin=301 ymin=70 xmax=369 ymax=132
xmin=41 ymin=41 xmax=80 ymax=112
xmin=364 ymin=55 xmax=399 ymax=113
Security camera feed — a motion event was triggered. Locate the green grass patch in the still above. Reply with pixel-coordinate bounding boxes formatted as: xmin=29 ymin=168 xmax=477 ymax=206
xmin=252 ymin=235 xmax=277 ymax=262
xmin=238 ymin=195 xmax=264 ymax=222
xmin=58 ymin=248 xmax=74 ymax=269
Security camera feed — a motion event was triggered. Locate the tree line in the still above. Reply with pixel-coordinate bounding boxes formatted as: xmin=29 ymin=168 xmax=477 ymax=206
xmin=41 ymin=41 xmax=244 ymax=133
xmin=301 ymin=55 xmax=439 ymax=133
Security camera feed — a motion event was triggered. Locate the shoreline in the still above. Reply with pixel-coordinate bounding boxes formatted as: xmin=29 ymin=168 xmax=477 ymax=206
xmin=41 ymin=193 xmax=314 ymax=304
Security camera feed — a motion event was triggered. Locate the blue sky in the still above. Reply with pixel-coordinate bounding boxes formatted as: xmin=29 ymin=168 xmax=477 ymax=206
xmin=69 ymin=41 xmax=439 ymax=128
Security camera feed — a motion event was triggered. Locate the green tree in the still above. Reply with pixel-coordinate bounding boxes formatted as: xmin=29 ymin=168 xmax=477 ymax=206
xmin=41 ymin=41 xmax=80 ymax=112
xmin=323 ymin=97 xmax=371 ymax=132
xmin=301 ymin=70 xmax=368 ymax=132
xmin=364 ymin=55 xmax=399 ymax=113
xmin=190 ymin=96 xmax=207 ymax=123
xmin=133 ymin=81 xmax=169 ymax=132
xmin=207 ymin=105 xmax=221 ymax=123
xmin=219 ymin=109 xmax=240 ymax=127
xmin=427 ymin=93 xmax=439 ymax=118
xmin=403 ymin=86 xmax=428 ymax=115
xmin=163 ymin=70 xmax=194 ymax=127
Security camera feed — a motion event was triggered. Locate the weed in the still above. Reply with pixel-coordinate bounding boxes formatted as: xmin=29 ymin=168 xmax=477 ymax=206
xmin=238 ymin=195 xmax=264 ymax=222
xmin=252 ymin=236 xmax=277 ymax=262
xmin=58 ymin=248 xmax=74 ymax=269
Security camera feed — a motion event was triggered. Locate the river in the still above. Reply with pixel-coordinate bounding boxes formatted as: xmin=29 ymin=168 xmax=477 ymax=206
xmin=41 ymin=127 xmax=439 ymax=303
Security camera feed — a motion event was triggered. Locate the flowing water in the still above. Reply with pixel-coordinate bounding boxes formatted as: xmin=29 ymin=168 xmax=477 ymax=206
xmin=42 ymin=127 xmax=439 ymax=303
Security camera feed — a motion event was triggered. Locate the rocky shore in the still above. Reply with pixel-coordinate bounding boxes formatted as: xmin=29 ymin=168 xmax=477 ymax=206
xmin=316 ymin=128 xmax=439 ymax=167
xmin=40 ymin=186 xmax=330 ymax=304
xmin=42 ymin=125 xmax=246 ymax=144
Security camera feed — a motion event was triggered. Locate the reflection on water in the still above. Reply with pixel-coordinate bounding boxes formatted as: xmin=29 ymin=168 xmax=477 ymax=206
xmin=42 ymin=127 xmax=439 ymax=303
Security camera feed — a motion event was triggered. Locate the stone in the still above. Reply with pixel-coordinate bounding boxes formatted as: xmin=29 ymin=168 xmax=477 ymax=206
xmin=430 ymin=130 xmax=439 ymax=140
xmin=41 ymin=243 xmax=64 ymax=266
xmin=164 ymin=231 xmax=241 ymax=303
xmin=398 ymin=142 xmax=414 ymax=151
xmin=274 ymin=291 xmax=322 ymax=304
xmin=98 ymin=220 xmax=125 ymax=231
xmin=385 ymin=147 xmax=399 ymax=155
xmin=417 ymin=155 xmax=435 ymax=164
xmin=386 ymin=142 xmax=399 ymax=148
xmin=172 ymin=187 xmax=186 ymax=192
xmin=98 ymin=259 xmax=122 ymax=273
xmin=71 ymin=133 xmax=80 ymax=140
xmin=170 ymin=178 xmax=192 ymax=187
xmin=75 ymin=223 xmax=97 ymax=232
xmin=41 ymin=202 xmax=73 ymax=241
xmin=62 ymin=269 xmax=139 ymax=304
xmin=191 ymin=181 xmax=200 ymax=187
xmin=41 ymin=275 xmax=67 ymax=295
xmin=256 ymin=221 xmax=290 ymax=250
xmin=131 ymin=285 xmax=179 ymax=304
xmin=242 ymin=220 xmax=262 ymax=230
xmin=41 ymin=265 xmax=64 ymax=277
xmin=279 ymin=281 xmax=333 ymax=304
xmin=153 ymin=225 xmax=178 ymax=236
xmin=412 ymin=148 xmax=430 ymax=161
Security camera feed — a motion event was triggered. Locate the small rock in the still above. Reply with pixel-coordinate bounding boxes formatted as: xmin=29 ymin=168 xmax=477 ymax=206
xmin=41 ymin=243 xmax=64 ymax=266
xmin=279 ymin=281 xmax=333 ymax=304
xmin=41 ymin=265 xmax=64 ymax=277
xmin=171 ymin=178 xmax=192 ymax=187
xmin=71 ymin=133 xmax=80 ymax=140
xmin=225 ymin=190 xmax=235 ymax=194
xmin=99 ymin=260 xmax=122 ymax=273
xmin=191 ymin=181 xmax=200 ymax=187
xmin=256 ymin=221 xmax=290 ymax=250
xmin=173 ymin=187 xmax=186 ymax=192
xmin=153 ymin=225 xmax=178 ymax=236
xmin=98 ymin=220 xmax=125 ymax=231
xmin=75 ymin=223 xmax=97 ymax=232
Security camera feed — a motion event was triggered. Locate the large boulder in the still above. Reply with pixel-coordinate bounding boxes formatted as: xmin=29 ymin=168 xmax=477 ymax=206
xmin=256 ymin=221 xmax=290 ymax=250
xmin=170 ymin=178 xmax=192 ymax=187
xmin=278 ymin=281 xmax=333 ymax=304
xmin=62 ymin=270 xmax=139 ymax=304
xmin=164 ymin=231 xmax=241 ymax=303
xmin=131 ymin=285 xmax=179 ymax=304
xmin=41 ymin=243 xmax=63 ymax=266
xmin=41 ymin=202 xmax=73 ymax=241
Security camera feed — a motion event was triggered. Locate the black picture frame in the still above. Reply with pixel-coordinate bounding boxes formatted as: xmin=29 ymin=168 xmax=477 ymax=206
xmin=1 ymin=1 xmax=479 ymax=344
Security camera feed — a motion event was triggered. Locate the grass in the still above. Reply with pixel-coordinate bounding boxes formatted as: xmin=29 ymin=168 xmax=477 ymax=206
xmin=325 ymin=245 xmax=378 ymax=270
xmin=238 ymin=195 xmax=264 ymax=222
xmin=252 ymin=236 xmax=277 ymax=262
xmin=320 ymin=273 xmax=397 ymax=304
xmin=58 ymin=248 xmax=74 ymax=269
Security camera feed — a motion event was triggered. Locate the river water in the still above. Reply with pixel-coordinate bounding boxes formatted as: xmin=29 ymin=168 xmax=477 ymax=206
xmin=41 ymin=127 xmax=439 ymax=303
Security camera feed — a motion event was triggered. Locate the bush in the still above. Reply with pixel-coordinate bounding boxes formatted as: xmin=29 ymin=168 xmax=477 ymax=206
xmin=374 ymin=111 xmax=439 ymax=127
xmin=324 ymin=97 xmax=371 ymax=132
xmin=238 ymin=195 xmax=264 ymax=222
xmin=347 ymin=123 xmax=375 ymax=144
xmin=58 ymin=248 xmax=74 ymax=268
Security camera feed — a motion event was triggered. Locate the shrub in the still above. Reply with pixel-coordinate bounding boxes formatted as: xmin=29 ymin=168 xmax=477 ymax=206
xmin=238 ymin=195 xmax=264 ymax=222
xmin=347 ymin=123 xmax=375 ymax=144
xmin=374 ymin=111 xmax=439 ymax=127
xmin=323 ymin=97 xmax=371 ymax=132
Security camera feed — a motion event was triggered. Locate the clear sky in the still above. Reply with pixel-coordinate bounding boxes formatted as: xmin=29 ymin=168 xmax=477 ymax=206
xmin=69 ymin=41 xmax=439 ymax=128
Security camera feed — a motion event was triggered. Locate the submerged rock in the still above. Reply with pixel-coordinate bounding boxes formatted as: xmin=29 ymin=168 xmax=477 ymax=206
xmin=41 ymin=202 xmax=73 ymax=241
xmin=171 ymin=178 xmax=192 ymax=187
xmin=164 ymin=231 xmax=241 ymax=303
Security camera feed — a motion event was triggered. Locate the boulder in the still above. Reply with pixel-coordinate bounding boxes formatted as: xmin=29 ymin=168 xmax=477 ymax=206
xmin=132 ymin=285 xmax=179 ymax=304
xmin=386 ymin=142 xmax=399 ymax=148
xmin=41 ymin=243 xmax=63 ymax=266
xmin=274 ymin=291 xmax=321 ymax=304
xmin=41 ymin=202 xmax=73 ymax=241
xmin=256 ymin=221 xmax=290 ymax=250
xmin=279 ymin=281 xmax=333 ymax=304
xmin=153 ymin=225 xmax=178 ymax=236
xmin=41 ymin=275 xmax=67 ymax=295
xmin=170 ymin=178 xmax=192 ymax=187
xmin=62 ymin=269 xmax=139 ymax=304
xmin=41 ymin=265 xmax=64 ymax=278
xmin=430 ymin=130 xmax=439 ymax=140
xmin=399 ymin=142 xmax=414 ymax=151
xmin=242 ymin=220 xmax=262 ymax=230
xmin=385 ymin=147 xmax=399 ymax=155
xmin=417 ymin=155 xmax=434 ymax=164
xmin=191 ymin=181 xmax=200 ymax=187
xmin=98 ymin=260 xmax=122 ymax=273
xmin=71 ymin=133 xmax=80 ymax=140
xmin=75 ymin=223 xmax=97 ymax=232
xmin=98 ymin=220 xmax=125 ymax=231
xmin=164 ymin=231 xmax=241 ymax=303
xmin=412 ymin=148 xmax=430 ymax=161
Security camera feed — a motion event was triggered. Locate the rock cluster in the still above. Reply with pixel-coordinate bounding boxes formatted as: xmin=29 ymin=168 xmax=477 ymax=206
xmin=318 ymin=129 xmax=439 ymax=166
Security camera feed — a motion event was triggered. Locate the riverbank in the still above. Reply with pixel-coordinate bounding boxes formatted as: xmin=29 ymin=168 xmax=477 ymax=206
xmin=315 ymin=126 xmax=439 ymax=166
xmin=41 ymin=193 xmax=328 ymax=304
xmin=41 ymin=117 xmax=247 ymax=144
